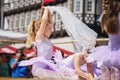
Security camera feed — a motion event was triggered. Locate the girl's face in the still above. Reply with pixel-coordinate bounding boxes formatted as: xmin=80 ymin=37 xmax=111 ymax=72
xmin=44 ymin=22 xmax=53 ymax=38
xmin=1 ymin=55 xmax=7 ymax=62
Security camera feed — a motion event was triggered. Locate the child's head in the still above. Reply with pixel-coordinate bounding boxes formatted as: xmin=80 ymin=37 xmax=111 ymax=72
xmin=0 ymin=54 xmax=7 ymax=62
xmin=101 ymin=0 xmax=120 ymax=34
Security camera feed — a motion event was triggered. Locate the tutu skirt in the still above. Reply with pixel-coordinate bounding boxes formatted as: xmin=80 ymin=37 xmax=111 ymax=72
xmin=88 ymin=46 xmax=120 ymax=68
xmin=19 ymin=56 xmax=101 ymax=79
xmin=34 ymin=68 xmax=79 ymax=80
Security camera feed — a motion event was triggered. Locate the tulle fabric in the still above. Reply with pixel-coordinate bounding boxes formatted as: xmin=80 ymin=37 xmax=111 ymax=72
xmin=88 ymin=46 xmax=120 ymax=68
xmin=19 ymin=57 xmax=58 ymax=71
xmin=34 ymin=68 xmax=79 ymax=80
xmin=101 ymin=66 xmax=120 ymax=80
xmin=47 ymin=6 xmax=97 ymax=52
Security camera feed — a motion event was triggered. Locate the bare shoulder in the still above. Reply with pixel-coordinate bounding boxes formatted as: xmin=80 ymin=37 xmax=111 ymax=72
xmin=74 ymin=53 xmax=84 ymax=58
xmin=73 ymin=53 xmax=80 ymax=58
xmin=35 ymin=36 xmax=45 ymax=43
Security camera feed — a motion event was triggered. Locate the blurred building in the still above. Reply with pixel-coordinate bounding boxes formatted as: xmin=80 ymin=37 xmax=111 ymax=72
xmin=2 ymin=0 xmax=103 ymax=38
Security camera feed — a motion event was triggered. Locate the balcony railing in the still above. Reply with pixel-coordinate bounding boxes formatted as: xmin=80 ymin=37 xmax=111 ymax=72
xmin=3 ymin=0 xmax=68 ymax=12
xmin=4 ymin=0 xmax=42 ymax=12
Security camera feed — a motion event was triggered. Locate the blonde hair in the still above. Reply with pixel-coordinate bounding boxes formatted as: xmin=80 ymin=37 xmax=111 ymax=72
xmin=26 ymin=20 xmax=36 ymax=48
xmin=34 ymin=9 xmax=53 ymax=36
xmin=26 ymin=8 xmax=53 ymax=47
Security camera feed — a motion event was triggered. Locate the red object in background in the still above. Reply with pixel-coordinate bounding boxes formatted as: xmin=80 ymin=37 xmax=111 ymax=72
xmin=43 ymin=0 xmax=55 ymax=3
xmin=0 ymin=49 xmax=4 ymax=53
xmin=0 ymin=45 xmax=73 ymax=57
xmin=53 ymin=46 xmax=74 ymax=56
xmin=0 ymin=46 xmax=16 ymax=54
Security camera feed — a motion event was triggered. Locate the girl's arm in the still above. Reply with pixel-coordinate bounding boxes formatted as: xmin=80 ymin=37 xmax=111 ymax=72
xmin=87 ymin=62 xmax=94 ymax=78
xmin=35 ymin=7 xmax=48 ymax=42
xmin=11 ymin=53 xmax=21 ymax=69
xmin=74 ymin=54 xmax=89 ymax=80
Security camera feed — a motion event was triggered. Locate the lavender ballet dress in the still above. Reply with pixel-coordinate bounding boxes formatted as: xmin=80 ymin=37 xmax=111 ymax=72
xmin=19 ymin=37 xmax=53 ymax=75
xmin=35 ymin=37 xmax=53 ymax=60
xmin=32 ymin=37 xmax=53 ymax=74
xmin=88 ymin=13 xmax=120 ymax=68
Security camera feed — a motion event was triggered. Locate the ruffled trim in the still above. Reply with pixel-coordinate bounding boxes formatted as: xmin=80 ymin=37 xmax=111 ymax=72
xmin=88 ymin=46 xmax=120 ymax=67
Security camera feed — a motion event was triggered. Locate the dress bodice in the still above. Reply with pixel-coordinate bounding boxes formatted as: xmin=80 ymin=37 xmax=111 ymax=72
xmin=35 ymin=37 xmax=53 ymax=60
xmin=108 ymin=13 xmax=120 ymax=51
xmin=63 ymin=54 xmax=87 ymax=71
xmin=63 ymin=55 xmax=74 ymax=69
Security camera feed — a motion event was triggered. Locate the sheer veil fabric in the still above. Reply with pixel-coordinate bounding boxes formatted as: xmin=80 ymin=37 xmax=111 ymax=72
xmin=48 ymin=6 xmax=98 ymax=52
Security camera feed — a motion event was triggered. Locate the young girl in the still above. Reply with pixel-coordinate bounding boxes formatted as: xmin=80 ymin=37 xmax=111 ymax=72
xmin=26 ymin=7 xmax=53 ymax=60
xmin=87 ymin=0 xmax=120 ymax=79
xmin=19 ymin=7 xmax=102 ymax=79
xmin=61 ymin=52 xmax=101 ymax=80
xmin=25 ymin=7 xmax=54 ymax=75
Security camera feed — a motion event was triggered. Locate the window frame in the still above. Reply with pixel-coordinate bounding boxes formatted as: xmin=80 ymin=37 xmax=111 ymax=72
xmin=74 ymin=0 xmax=83 ymax=13
xmin=85 ymin=0 xmax=95 ymax=14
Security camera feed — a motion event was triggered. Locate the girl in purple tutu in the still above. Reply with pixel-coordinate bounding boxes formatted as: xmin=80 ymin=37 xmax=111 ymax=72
xmin=87 ymin=0 xmax=120 ymax=79
xmin=26 ymin=7 xmax=53 ymax=60
xmin=25 ymin=7 xmax=54 ymax=75
xmin=61 ymin=52 xmax=101 ymax=80
xmin=89 ymin=0 xmax=120 ymax=68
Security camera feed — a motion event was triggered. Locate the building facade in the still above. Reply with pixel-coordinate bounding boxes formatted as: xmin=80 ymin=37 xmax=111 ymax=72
xmin=3 ymin=0 xmax=103 ymax=38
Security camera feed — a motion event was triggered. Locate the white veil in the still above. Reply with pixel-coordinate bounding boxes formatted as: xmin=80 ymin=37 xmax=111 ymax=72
xmin=48 ymin=6 xmax=98 ymax=52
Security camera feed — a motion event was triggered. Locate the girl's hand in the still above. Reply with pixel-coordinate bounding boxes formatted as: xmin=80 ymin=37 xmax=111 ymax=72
xmin=42 ymin=7 xmax=48 ymax=11
xmin=88 ymin=73 xmax=95 ymax=80
xmin=41 ymin=7 xmax=45 ymax=12
xmin=16 ymin=53 xmax=21 ymax=59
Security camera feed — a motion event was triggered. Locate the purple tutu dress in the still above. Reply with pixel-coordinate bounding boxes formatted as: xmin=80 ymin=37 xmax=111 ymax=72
xmin=88 ymin=13 xmax=120 ymax=68
xmin=35 ymin=37 xmax=53 ymax=60
xmin=19 ymin=37 xmax=53 ymax=75
xmin=19 ymin=37 xmax=101 ymax=78
xmin=32 ymin=37 xmax=53 ymax=74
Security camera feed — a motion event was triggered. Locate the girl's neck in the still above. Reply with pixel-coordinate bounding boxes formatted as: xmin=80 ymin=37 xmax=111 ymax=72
xmin=44 ymin=35 xmax=49 ymax=39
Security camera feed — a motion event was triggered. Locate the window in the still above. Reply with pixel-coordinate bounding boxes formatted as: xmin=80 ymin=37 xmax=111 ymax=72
xmin=74 ymin=0 xmax=83 ymax=13
xmin=15 ymin=14 xmax=19 ymax=28
xmin=76 ymin=1 xmax=80 ymax=12
xmin=9 ymin=15 xmax=14 ymax=30
xmin=26 ymin=12 xmax=31 ymax=25
xmin=13 ymin=1 xmax=19 ymax=9
xmin=20 ymin=13 xmax=25 ymax=27
xmin=13 ymin=14 xmax=20 ymax=31
xmin=25 ymin=12 xmax=31 ymax=27
xmin=87 ymin=1 xmax=92 ymax=11
xmin=25 ymin=0 xmax=29 ymax=6
xmin=31 ymin=10 xmax=36 ymax=20
xmin=85 ymin=0 xmax=95 ymax=13
xmin=19 ymin=0 xmax=24 ymax=8
xmin=4 ymin=3 xmax=10 ymax=12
